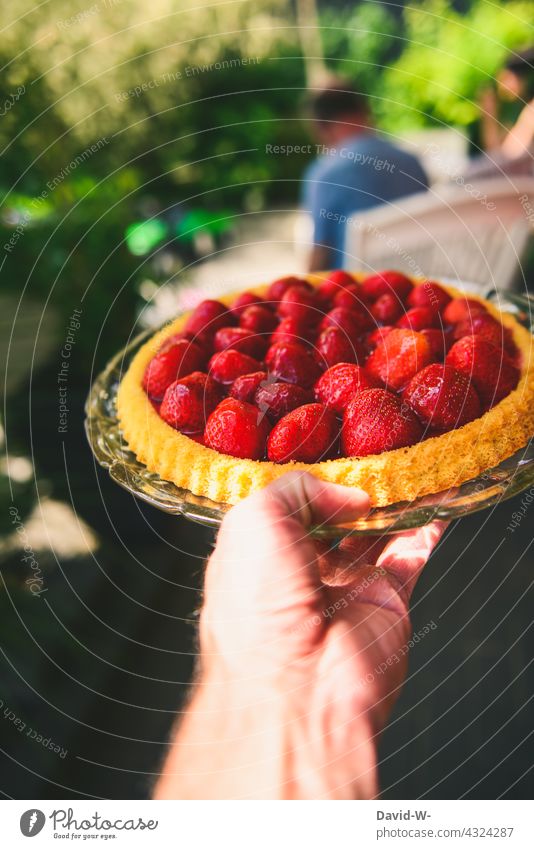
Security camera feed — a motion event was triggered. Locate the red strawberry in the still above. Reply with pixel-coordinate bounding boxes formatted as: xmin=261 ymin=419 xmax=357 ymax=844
xmin=333 ymin=283 xmax=368 ymax=312
xmin=453 ymin=313 xmax=516 ymax=355
xmin=402 ymin=364 xmax=481 ymax=431
xmin=267 ymin=275 xmax=310 ymax=303
xmin=316 ymin=326 xmax=367 ymax=367
xmin=278 ymin=284 xmax=321 ymax=325
xmin=267 ymin=403 xmax=339 ymax=463
xmin=265 ymin=341 xmax=322 ymax=388
xmin=143 ymin=339 xmax=206 ymax=400
xmin=230 ymin=371 xmax=267 ymax=403
xmin=270 ymin=316 xmax=315 ymax=346
xmin=214 ymin=326 xmax=266 ymax=359
xmin=421 ymin=328 xmax=453 ymax=359
xmin=365 ymin=329 xmax=435 ymax=391
xmin=314 ymin=363 xmax=381 ymax=414
xmin=317 ymin=269 xmax=356 ymax=301
xmin=371 ymin=293 xmax=404 ymax=324
xmin=160 ymin=372 xmax=222 ymax=433
xmin=205 ymin=398 xmax=270 ymax=460
xmin=397 ymin=306 xmax=440 ymax=331
xmin=360 ymin=270 xmax=413 ymax=302
xmin=240 ymin=305 xmax=278 ymax=334
xmin=319 ymin=306 xmax=373 ymax=336
xmin=443 ymin=297 xmax=487 ymax=325
xmin=446 ymin=335 xmax=520 ymax=408
xmin=255 ymin=382 xmax=313 ymax=422
xmin=408 ymin=281 xmax=451 ymax=313
xmin=230 ymin=291 xmax=264 ymax=316
xmin=188 ymin=432 xmax=205 ymax=445
xmin=208 ymin=349 xmax=263 ymax=384
xmin=184 ymin=299 xmax=231 ymax=336
xmin=317 ymin=270 xmax=356 ymax=303
xmin=367 ymin=326 xmax=394 ymax=348
xmin=342 ymin=388 xmax=423 ymax=457
xmin=159 ymin=330 xmax=212 ymax=355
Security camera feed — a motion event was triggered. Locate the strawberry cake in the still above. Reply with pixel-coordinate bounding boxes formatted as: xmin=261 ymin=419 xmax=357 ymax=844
xmin=117 ymin=271 xmax=534 ymax=507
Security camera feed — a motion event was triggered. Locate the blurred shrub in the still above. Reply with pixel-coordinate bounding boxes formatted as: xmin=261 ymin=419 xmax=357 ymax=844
xmin=1 ymin=0 xmax=531 ymax=375
xmin=375 ymin=0 xmax=533 ymax=130
xmin=320 ymin=1 xmax=400 ymax=103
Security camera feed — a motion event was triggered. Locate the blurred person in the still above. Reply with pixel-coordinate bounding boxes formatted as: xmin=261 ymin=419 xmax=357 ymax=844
xmin=155 ymin=472 xmax=446 ymax=800
xmin=470 ymin=46 xmax=534 ymax=158
xmin=301 ymin=82 xmax=429 ymax=271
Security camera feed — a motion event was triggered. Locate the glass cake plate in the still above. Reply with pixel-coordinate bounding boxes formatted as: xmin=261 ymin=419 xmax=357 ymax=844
xmin=85 ymin=290 xmax=534 ymax=538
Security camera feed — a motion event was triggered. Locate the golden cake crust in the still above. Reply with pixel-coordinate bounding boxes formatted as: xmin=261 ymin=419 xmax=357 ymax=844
xmin=117 ymin=276 xmax=534 ymax=507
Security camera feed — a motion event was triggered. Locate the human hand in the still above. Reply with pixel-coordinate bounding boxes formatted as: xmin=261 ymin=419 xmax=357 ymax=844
xmin=156 ymin=472 xmax=446 ymax=800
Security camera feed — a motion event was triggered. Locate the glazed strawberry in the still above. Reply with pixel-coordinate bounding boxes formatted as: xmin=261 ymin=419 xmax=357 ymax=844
xmin=188 ymin=432 xmax=205 ymax=445
xmin=159 ymin=329 xmax=212 ymax=355
xmin=314 ymin=363 xmax=381 ymax=414
xmin=333 ymin=283 xmax=368 ymax=312
xmin=267 ymin=403 xmax=339 ymax=463
xmin=143 ymin=339 xmax=206 ymax=401
xmin=317 ymin=270 xmax=356 ymax=303
xmin=446 ymin=335 xmax=520 ymax=407
xmin=214 ymin=326 xmax=266 ymax=359
xmin=278 ymin=284 xmax=321 ymax=325
xmin=342 ymin=388 xmax=423 ymax=457
xmin=402 ymin=364 xmax=481 ymax=431
xmin=240 ymin=304 xmax=278 ymax=334
xmin=184 ymin=299 xmax=231 ymax=336
xmin=230 ymin=370 xmax=267 ymax=403
xmin=270 ymin=316 xmax=315 ymax=346
xmin=443 ymin=297 xmax=487 ymax=325
xmin=397 ymin=306 xmax=440 ymax=331
xmin=265 ymin=341 xmax=322 ymax=388
xmin=319 ymin=306 xmax=373 ymax=336
xmin=255 ymin=382 xmax=313 ymax=422
xmin=360 ymin=270 xmax=413 ymax=302
xmin=316 ymin=326 xmax=367 ymax=367
xmin=267 ymin=275 xmax=310 ymax=303
xmin=407 ymin=281 xmax=451 ymax=313
xmin=365 ymin=328 xmax=435 ymax=391
xmin=204 ymin=398 xmax=270 ymax=460
xmin=453 ymin=312 xmax=516 ymax=355
xmin=230 ymin=291 xmax=264 ymax=316
xmin=367 ymin=326 xmax=394 ymax=348
xmin=371 ymin=293 xmax=404 ymax=324
xmin=421 ymin=328 xmax=453 ymax=359
xmin=160 ymin=372 xmax=222 ymax=433
xmin=208 ymin=349 xmax=263 ymax=384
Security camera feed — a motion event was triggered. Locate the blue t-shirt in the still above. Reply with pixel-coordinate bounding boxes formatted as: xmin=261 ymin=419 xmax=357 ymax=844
xmin=302 ymin=133 xmax=429 ymax=268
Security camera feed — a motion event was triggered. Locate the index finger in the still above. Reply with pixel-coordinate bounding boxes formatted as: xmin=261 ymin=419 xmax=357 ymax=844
xmin=376 ymin=520 xmax=449 ymax=603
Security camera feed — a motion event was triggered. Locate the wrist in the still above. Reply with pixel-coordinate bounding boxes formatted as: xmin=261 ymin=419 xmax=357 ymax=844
xmin=187 ymin=658 xmax=378 ymax=799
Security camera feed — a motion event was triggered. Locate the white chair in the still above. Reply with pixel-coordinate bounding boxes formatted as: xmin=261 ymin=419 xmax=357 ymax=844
xmin=343 ymin=177 xmax=534 ymax=292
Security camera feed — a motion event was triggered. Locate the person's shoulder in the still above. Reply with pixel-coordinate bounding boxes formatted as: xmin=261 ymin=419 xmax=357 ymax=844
xmin=372 ymin=135 xmax=423 ymax=164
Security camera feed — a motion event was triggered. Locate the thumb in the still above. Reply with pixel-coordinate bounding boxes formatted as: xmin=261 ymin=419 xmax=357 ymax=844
xmin=214 ymin=471 xmax=370 ymax=592
xmin=257 ymin=470 xmax=371 ymax=530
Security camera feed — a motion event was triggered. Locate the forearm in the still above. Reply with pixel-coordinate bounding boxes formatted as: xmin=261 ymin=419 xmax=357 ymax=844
xmin=154 ymin=669 xmax=287 ymax=799
xmin=153 ymin=662 xmax=377 ymax=800
xmin=480 ymin=113 xmax=504 ymax=151
xmin=501 ymin=101 xmax=534 ymax=159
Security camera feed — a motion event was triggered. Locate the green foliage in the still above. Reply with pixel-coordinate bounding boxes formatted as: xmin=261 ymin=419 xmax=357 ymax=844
xmin=320 ymin=2 xmax=400 ymax=100
xmin=1 ymin=0 xmax=533 ymax=376
xmin=375 ymin=0 xmax=534 ymax=130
